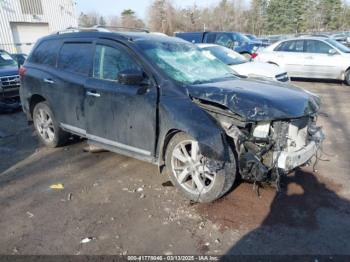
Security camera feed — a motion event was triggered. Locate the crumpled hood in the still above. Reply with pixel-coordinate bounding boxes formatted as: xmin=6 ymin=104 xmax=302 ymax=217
xmin=0 ymin=65 xmax=19 ymax=77
xmin=187 ymin=78 xmax=321 ymax=121
xmin=232 ymin=62 xmax=286 ymax=79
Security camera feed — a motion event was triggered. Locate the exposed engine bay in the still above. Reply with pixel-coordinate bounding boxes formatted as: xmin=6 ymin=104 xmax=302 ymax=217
xmin=194 ymin=98 xmax=325 ymax=187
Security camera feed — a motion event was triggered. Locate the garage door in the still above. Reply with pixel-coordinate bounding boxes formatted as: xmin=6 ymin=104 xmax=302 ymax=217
xmin=10 ymin=22 xmax=49 ymax=54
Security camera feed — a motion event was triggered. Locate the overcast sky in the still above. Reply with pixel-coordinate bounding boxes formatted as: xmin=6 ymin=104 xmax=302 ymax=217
xmin=74 ymin=0 xmax=240 ymax=20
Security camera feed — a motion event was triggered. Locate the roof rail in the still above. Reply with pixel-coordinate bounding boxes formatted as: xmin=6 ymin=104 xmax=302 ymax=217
xmin=55 ymin=26 xmax=150 ymax=35
xmin=95 ymin=25 xmax=149 ymax=33
xmin=55 ymin=26 xmax=110 ymax=35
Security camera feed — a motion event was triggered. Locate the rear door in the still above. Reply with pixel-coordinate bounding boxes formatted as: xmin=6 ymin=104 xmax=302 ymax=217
xmin=303 ymin=39 xmax=340 ymax=78
xmin=84 ymin=40 xmax=158 ymax=160
xmin=54 ymin=41 xmax=94 ymax=132
xmin=273 ymin=40 xmax=306 ymax=77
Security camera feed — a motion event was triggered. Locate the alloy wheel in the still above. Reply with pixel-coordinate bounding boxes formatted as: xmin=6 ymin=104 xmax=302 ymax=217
xmin=171 ymin=140 xmax=216 ymax=195
xmin=35 ymin=108 xmax=55 ymax=143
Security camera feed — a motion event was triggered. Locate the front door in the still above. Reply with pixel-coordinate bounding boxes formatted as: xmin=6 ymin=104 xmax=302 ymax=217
xmin=303 ymin=40 xmax=340 ymax=79
xmin=84 ymin=40 xmax=158 ymax=159
xmin=274 ymin=40 xmax=306 ymax=77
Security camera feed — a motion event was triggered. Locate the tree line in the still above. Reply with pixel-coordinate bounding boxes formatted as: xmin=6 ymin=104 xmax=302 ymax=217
xmin=78 ymin=0 xmax=350 ymax=36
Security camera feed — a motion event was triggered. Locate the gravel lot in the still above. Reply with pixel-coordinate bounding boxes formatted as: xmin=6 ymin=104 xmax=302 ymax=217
xmin=0 ymin=80 xmax=350 ymax=255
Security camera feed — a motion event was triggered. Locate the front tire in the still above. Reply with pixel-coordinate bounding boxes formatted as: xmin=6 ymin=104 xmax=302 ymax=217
xmin=345 ymin=70 xmax=350 ymax=86
xmin=165 ymin=132 xmax=236 ymax=203
xmin=33 ymin=102 xmax=69 ymax=147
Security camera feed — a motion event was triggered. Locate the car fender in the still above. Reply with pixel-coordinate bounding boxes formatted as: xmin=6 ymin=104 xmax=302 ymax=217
xmin=157 ymin=96 xmax=230 ymax=165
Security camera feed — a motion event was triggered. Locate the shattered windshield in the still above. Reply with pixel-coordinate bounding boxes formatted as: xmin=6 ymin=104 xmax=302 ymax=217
xmin=0 ymin=50 xmax=17 ymax=67
xmin=136 ymin=40 xmax=237 ymax=85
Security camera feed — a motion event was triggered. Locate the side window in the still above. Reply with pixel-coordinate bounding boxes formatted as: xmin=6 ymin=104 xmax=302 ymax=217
xmin=204 ymin=33 xmax=216 ymax=43
xmin=215 ymin=34 xmax=232 ymax=47
xmin=30 ymin=40 xmax=61 ymax=67
xmin=294 ymin=40 xmax=304 ymax=52
xmin=58 ymin=43 xmax=93 ymax=76
xmin=231 ymin=33 xmax=239 ymax=43
xmin=93 ymin=44 xmax=142 ymax=81
xmin=305 ymin=40 xmax=332 ymax=54
xmin=275 ymin=40 xmax=304 ymax=52
xmin=274 ymin=41 xmax=288 ymax=51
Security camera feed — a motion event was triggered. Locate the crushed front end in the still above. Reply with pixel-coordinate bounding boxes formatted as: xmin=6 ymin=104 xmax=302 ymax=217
xmin=235 ymin=116 xmax=325 ymax=184
xmin=194 ymin=99 xmax=325 ymax=187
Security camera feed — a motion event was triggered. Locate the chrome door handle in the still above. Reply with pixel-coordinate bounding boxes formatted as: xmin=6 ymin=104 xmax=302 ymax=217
xmin=43 ymin=78 xmax=54 ymax=84
xmin=86 ymin=91 xmax=101 ymax=97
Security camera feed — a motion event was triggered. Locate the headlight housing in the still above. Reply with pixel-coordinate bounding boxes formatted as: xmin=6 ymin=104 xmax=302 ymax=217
xmin=253 ymin=122 xmax=270 ymax=138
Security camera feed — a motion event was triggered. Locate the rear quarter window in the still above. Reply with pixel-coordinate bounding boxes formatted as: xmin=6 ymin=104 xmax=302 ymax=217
xmin=274 ymin=40 xmax=304 ymax=52
xmin=58 ymin=43 xmax=93 ymax=76
xmin=29 ymin=39 xmax=61 ymax=67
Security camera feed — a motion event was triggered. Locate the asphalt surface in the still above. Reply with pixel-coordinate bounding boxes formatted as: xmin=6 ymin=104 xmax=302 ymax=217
xmin=0 ymin=80 xmax=350 ymax=255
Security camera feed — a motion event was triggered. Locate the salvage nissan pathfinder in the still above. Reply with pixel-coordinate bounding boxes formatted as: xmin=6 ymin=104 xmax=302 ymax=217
xmin=20 ymin=28 xmax=325 ymax=202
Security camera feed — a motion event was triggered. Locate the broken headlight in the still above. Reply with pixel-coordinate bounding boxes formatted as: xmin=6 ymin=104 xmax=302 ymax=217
xmin=253 ymin=122 xmax=270 ymax=138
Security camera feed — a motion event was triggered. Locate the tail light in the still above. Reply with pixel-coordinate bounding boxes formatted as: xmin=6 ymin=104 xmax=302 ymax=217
xmin=19 ymin=66 xmax=26 ymax=77
xmin=251 ymin=53 xmax=258 ymax=59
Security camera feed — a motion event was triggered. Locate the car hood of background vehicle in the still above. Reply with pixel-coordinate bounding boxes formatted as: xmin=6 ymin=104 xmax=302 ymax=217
xmin=187 ymin=78 xmax=321 ymax=121
xmin=231 ymin=61 xmax=285 ymax=79
xmin=0 ymin=65 xmax=19 ymax=77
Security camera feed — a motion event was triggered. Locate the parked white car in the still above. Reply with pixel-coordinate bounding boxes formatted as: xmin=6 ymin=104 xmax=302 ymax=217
xmin=198 ymin=44 xmax=290 ymax=82
xmin=255 ymin=37 xmax=350 ymax=85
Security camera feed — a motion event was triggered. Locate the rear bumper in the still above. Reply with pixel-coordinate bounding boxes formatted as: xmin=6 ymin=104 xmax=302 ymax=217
xmin=275 ymin=129 xmax=325 ymax=171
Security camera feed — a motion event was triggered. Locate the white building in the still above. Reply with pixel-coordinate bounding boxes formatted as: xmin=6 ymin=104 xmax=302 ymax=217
xmin=0 ymin=0 xmax=77 ymax=54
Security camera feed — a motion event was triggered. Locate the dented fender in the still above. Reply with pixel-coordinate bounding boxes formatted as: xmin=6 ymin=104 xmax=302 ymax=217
xmin=157 ymin=96 xmax=230 ymax=164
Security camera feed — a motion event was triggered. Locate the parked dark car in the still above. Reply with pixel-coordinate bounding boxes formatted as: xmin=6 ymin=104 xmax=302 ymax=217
xmin=0 ymin=49 xmax=21 ymax=112
xmin=20 ymin=29 xmax=324 ymax=202
xmin=245 ymin=34 xmax=270 ymax=46
xmin=175 ymin=31 xmax=269 ymax=58
xmin=11 ymin=53 xmax=28 ymax=66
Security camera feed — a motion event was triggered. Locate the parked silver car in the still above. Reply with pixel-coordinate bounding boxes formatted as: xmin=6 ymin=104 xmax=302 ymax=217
xmin=255 ymin=37 xmax=350 ymax=85
xmin=198 ymin=44 xmax=289 ymax=82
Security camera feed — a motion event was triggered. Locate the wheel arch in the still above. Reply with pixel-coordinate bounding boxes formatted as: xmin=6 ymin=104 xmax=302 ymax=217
xmin=159 ymin=128 xmax=183 ymax=166
xmin=29 ymin=94 xmax=46 ymax=118
xmin=344 ymin=67 xmax=350 ymax=84
xmin=346 ymin=66 xmax=350 ymax=72
xmin=267 ymin=61 xmax=279 ymax=67
xmin=156 ymin=102 xmax=231 ymax=168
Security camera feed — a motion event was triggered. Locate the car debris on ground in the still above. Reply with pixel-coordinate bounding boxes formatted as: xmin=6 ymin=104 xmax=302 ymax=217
xmin=80 ymin=237 xmax=94 ymax=244
xmin=49 ymin=183 xmax=64 ymax=190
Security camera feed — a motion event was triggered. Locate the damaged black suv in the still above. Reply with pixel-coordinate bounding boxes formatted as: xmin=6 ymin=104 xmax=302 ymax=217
xmin=20 ymin=28 xmax=324 ymax=202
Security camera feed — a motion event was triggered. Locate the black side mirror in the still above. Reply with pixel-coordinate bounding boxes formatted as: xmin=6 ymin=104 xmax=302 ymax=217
xmin=118 ymin=69 xmax=144 ymax=85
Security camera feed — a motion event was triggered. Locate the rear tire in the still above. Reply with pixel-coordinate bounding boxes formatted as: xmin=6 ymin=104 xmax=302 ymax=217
xmin=345 ymin=70 xmax=350 ymax=86
xmin=33 ymin=102 xmax=69 ymax=148
xmin=165 ymin=132 xmax=236 ymax=203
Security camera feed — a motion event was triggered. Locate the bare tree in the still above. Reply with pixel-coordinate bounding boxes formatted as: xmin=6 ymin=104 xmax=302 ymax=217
xmin=121 ymin=9 xmax=145 ymax=29
xmin=108 ymin=15 xmax=120 ymax=27
xmin=78 ymin=12 xmax=99 ymax=27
